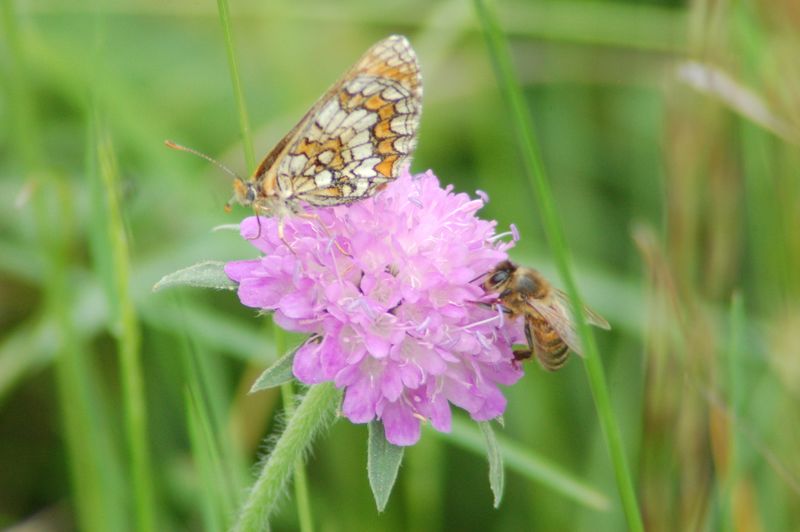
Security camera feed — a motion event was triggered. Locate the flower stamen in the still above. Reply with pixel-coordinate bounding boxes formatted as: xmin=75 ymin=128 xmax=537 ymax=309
xmin=458 ymin=314 xmax=502 ymax=330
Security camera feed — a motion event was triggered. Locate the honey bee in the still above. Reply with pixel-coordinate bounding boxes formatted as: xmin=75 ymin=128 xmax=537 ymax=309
xmin=483 ymin=260 xmax=610 ymax=371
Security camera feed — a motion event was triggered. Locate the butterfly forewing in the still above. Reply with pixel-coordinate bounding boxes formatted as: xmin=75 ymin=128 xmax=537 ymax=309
xmin=267 ymin=35 xmax=422 ymax=207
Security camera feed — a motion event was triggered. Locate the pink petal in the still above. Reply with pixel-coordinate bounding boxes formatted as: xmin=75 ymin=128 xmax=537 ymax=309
xmin=293 ymin=340 xmax=325 ymax=384
xmin=342 ymin=377 xmax=379 ymax=423
xmin=279 ymin=291 xmax=314 ymax=319
xmin=380 ymin=401 xmax=421 ymax=446
xmin=224 ymin=260 xmax=259 ymax=283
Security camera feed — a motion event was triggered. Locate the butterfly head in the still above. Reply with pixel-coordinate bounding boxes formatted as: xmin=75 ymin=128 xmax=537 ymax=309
xmin=228 ymin=178 xmax=258 ymax=211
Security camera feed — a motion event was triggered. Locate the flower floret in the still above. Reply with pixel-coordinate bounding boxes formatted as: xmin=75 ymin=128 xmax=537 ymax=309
xmin=226 ymin=169 xmax=522 ymax=445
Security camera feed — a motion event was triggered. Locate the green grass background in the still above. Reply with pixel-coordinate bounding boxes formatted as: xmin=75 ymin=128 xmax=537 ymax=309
xmin=2 ymin=0 xmax=799 ymax=530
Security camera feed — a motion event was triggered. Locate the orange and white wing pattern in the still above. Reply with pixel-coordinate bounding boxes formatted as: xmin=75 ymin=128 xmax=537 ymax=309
xmin=269 ymin=35 xmax=422 ymax=206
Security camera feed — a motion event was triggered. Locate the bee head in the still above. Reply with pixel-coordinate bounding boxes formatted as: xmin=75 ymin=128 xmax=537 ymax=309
xmin=484 ymin=260 xmax=517 ymax=292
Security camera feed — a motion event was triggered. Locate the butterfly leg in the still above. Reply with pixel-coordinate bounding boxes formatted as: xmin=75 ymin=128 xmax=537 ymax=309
xmin=244 ymin=215 xmax=265 ymax=241
xmin=276 ymin=218 xmax=299 ymax=256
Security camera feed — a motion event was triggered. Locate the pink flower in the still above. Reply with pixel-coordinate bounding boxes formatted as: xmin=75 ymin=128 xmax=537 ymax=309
xmin=225 ymin=169 xmax=523 ymax=445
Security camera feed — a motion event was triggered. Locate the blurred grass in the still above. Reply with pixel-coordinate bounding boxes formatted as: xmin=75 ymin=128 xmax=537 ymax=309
xmin=2 ymin=0 xmax=800 ymax=530
xmin=91 ymin=114 xmax=156 ymax=532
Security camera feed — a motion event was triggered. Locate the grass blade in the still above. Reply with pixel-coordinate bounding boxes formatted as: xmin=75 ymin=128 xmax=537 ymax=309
xmin=472 ymin=1 xmax=643 ymax=528
xmin=92 ymin=116 xmax=157 ymax=532
xmin=718 ymin=293 xmax=745 ymax=531
xmin=185 ymin=386 xmax=228 ymax=532
xmin=173 ymin=295 xmax=249 ymax=524
xmin=216 ymin=0 xmax=255 ymax=169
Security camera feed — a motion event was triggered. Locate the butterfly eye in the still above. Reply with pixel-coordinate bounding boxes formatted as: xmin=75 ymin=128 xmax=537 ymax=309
xmin=246 ymin=184 xmax=257 ymax=203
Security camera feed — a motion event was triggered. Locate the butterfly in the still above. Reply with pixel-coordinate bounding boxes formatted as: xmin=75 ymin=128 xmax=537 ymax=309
xmin=228 ymin=35 xmax=422 ymax=239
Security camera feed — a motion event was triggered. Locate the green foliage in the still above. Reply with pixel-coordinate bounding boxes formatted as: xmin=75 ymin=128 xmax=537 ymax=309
xmin=234 ymin=383 xmax=341 ymax=531
xmin=2 ymin=0 xmax=800 ymax=530
xmin=366 ymin=420 xmax=405 ymax=513
xmin=249 ymin=337 xmax=311 ymax=393
xmin=478 ymin=420 xmax=505 ymax=508
xmin=153 ymin=261 xmax=237 ymax=292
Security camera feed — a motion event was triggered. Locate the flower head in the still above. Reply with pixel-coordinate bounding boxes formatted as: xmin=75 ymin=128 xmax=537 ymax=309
xmin=225 ymin=169 xmax=523 ymax=445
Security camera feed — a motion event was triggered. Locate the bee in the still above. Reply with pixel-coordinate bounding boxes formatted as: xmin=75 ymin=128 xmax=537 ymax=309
xmin=483 ymin=260 xmax=610 ymax=371
xmin=168 ymin=35 xmax=421 ymax=241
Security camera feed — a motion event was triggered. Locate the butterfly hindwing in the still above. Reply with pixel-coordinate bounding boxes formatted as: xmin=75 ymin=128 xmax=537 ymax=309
xmin=269 ymin=35 xmax=422 ymax=206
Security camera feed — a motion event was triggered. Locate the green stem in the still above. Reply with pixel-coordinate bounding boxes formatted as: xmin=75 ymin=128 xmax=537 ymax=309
xmin=720 ymin=293 xmax=745 ymax=532
xmin=276 ymin=330 xmax=314 ymax=532
xmin=233 ymin=383 xmax=341 ymax=531
xmin=216 ymin=0 xmax=255 ymax=169
xmin=280 ymin=380 xmax=315 ymax=532
xmin=472 ymin=1 xmax=643 ymax=530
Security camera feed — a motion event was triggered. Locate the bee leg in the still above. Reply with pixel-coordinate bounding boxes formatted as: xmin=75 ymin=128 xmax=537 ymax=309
xmin=512 ymin=321 xmax=535 ymax=362
xmin=524 ymin=320 xmax=535 ymax=352
xmin=513 ymin=349 xmax=533 ymax=361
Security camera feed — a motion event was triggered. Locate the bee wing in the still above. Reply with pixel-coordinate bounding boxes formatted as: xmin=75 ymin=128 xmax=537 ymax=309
xmin=257 ymin=35 xmax=422 ymax=206
xmin=527 ymin=290 xmax=610 ymax=356
xmin=552 ymin=289 xmax=611 ymax=330
xmin=526 ymin=298 xmax=585 ymax=356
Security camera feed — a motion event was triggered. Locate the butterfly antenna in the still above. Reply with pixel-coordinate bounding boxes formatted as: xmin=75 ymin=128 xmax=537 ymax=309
xmin=165 ymin=140 xmax=242 ymax=182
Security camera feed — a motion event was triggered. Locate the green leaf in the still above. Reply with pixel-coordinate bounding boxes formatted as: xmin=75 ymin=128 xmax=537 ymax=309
xmin=153 ymin=260 xmax=237 ymax=292
xmin=435 ymin=417 xmax=609 ymax=511
xmin=185 ymin=386 xmax=229 ymax=532
xmin=367 ymin=420 xmax=405 ymax=513
xmin=478 ymin=421 xmax=504 ymax=508
xmin=249 ymin=336 xmax=318 ymax=393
